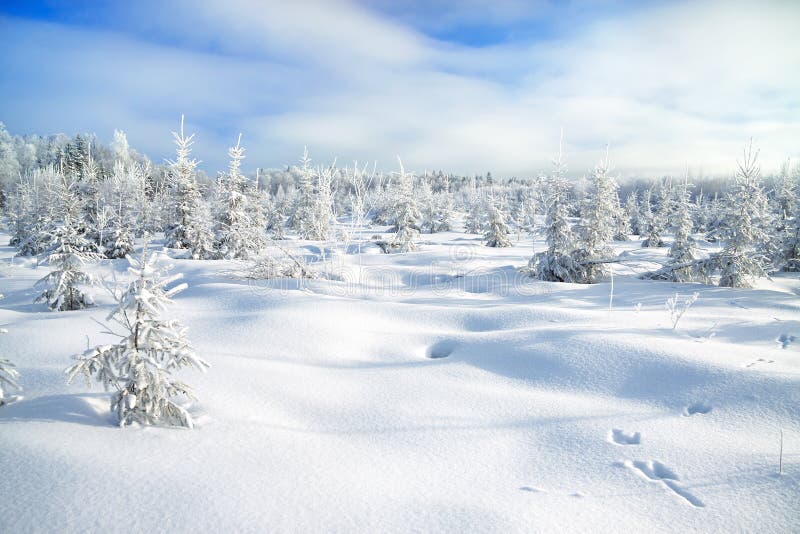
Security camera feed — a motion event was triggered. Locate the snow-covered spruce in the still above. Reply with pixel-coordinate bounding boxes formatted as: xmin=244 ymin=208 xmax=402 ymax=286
xmin=66 ymin=245 xmax=209 ymax=428
xmin=34 ymin=179 xmax=99 ymax=311
xmin=463 ymin=191 xmax=485 ymax=234
xmin=667 ymin=180 xmax=697 ymax=277
xmin=529 ymin=146 xmax=584 ymax=283
xmin=624 ymin=192 xmax=642 ymax=236
xmin=214 ymin=134 xmax=264 ymax=259
xmin=613 ymin=193 xmax=631 ymax=241
xmin=484 ymin=195 xmax=512 ymax=247
xmin=573 ymin=151 xmax=618 ymax=283
xmin=640 ymin=187 xmax=665 ymax=248
xmin=164 ymin=116 xmax=216 ymax=259
xmin=390 ymin=160 xmax=421 ymax=252
xmin=292 ymin=148 xmax=335 ymax=241
xmin=643 ymin=180 xmax=698 ymax=282
xmin=717 ymin=140 xmax=772 ymax=288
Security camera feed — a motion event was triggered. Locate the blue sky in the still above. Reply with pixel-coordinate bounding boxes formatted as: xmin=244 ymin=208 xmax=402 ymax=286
xmin=0 ymin=0 xmax=798 ymax=177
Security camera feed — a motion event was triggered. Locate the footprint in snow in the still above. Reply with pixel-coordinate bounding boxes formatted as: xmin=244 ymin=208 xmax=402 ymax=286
xmin=426 ymin=339 xmax=457 ymax=359
xmin=608 ymin=428 xmax=641 ymax=445
xmin=777 ymin=333 xmax=796 ymax=349
xmin=624 ymin=460 xmax=705 ymax=508
xmin=684 ymin=402 xmax=712 ymax=416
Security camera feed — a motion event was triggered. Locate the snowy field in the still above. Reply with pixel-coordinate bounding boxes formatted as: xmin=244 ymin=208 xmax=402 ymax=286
xmin=1 ymin=226 xmax=798 ymax=533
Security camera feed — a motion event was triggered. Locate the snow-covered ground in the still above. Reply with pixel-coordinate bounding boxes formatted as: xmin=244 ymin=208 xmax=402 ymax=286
xmin=1 ymin=227 xmax=798 ymax=532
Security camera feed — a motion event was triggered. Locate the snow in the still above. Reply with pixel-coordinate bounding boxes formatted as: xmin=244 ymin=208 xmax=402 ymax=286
xmin=1 ymin=228 xmax=798 ymax=532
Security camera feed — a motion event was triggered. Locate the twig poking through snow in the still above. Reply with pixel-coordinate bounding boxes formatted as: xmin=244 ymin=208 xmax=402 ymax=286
xmin=666 ymin=292 xmax=699 ymax=330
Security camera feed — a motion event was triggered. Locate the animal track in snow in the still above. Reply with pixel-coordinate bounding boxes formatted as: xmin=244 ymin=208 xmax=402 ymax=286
xmin=684 ymin=402 xmax=711 ymax=416
xmin=608 ymin=428 xmax=641 ymax=445
xmin=745 ymin=358 xmax=774 ymax=368
xmin=777 ymin=333 xmax=796 ymax=349
xmin=625 ymin=460 xmax=704 ymax=508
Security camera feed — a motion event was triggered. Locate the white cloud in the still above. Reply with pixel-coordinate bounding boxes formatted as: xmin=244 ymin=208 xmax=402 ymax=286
xmin=0 ymin=0 xmax=798 ymax=178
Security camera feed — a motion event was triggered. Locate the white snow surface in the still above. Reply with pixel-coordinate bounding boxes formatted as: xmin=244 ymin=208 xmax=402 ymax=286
xmin=1 ymin=228 xmax=798 ymax=533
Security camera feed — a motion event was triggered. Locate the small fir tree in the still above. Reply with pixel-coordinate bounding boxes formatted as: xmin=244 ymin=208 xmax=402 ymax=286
xmin=35 ymin=179 xmax=98 ymax=311
xmin=573 ymin=149 xmax=618 ymax=283
xmin=66 ymin=244 xmax=209 ymax=428
xmin=390 ymin=159 xmax=421 ymax=252
xmin=484 ymin=195 xmax=512 ymax=247
xmin=718 ymin=140 xmax=771 ymax=287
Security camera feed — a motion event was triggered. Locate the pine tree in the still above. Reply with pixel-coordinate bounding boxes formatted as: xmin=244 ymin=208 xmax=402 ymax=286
xmin=244 ymin=181 xmax=268 ymax=249
xmin=306 ymin=164 xmax=335 ymax=241
xmin=573 ymin=149 xmax=618 ymax=283
xmin=291 ymin=148 xmax=315 ymax=232
xmin=164 ymin=116 xmax=213 ymax=258
xmin=418 ymin=178 xmax=437 ymax=234
xmin=463 ymin=191 xmax=485 ymax=234
xmin=641 ymin=186 xmax=665 ymax=247
xmin=651 ymin=179 xmax=697 ymax=282
xmin=66 ymin=245 xmax=209 ymax=428
xmin=718 ymin=140 xmax=771 ymax=287
xmin=772 ymin=159 xmax=800 ymax=271
xmin=773 ymin=159 xmax=797 ymax=223
xmin=613 ymin=194 xmax=631 ymax=241
xmin=265 ymin=195 xmax=287 ymax=239
xmin=529 ymin=141 xmax=584 ymax=282
xmin=390 ymin=160 xmax=420 ymax=252
xmin=484 ymin=194 xmax=512 ymax=247
xmin=214 ymin=134 xmax=259 ymax=259
xmin=624 ymin=193 xmax=642 ymax=236
xmin=432 ymin=178 xmax=453 ymax=232
xmin=185 ymin=194 xmax=217 ymax=260
xmin=34 ymin=178 xmax=98 ymax=311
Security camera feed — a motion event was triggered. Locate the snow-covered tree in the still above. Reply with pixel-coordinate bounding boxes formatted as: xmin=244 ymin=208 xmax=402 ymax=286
xmin=164 ymin=116 xmax=214 ymax=258
xmin=185 ymin=195 xmax=217 ymax=260
xmin=624 ymin=193 xmax=642 ymax=236
xmin=66 ymin=245 xmax=209 ymax=428
xmin=7 ymin=180 xmax=32 ymax=248
xmin=265 ymin=196 xmax=287 ymax=239
xmin=0 ymin=122 xmax=20 ymax=191
xmin=101 ymin=162 xmax=137 ymax=259
xmin=669 ymin=180 xmax=696 ymax=263
xmin=111 ymin=129 xmax=131 ymax=163
xmin=418 ymin=178 xmax=437 ymax=234
xmin=214 ymin=134 xmax=263 ymax=259
xmin=34 ymin=179 xmax=98 ymax=311
xmin=291 ymin=149 xmax=335 ymax=241
xmin=306 ymin=163 xmax=336 ymax=241
xmin=463 ymin=191 xmax=485 ymax=234
xmin=529 ymin=142 xmax=584 ymax=282
xmin=290 ymin=148 xmax=314 ymax=232
xmin=573 ymin=150 xmax=618 ymax=283
xmin=650 ymin=179 xmax=698 ymax=282
xmin=484 ymin=194 xmax=512 ymax=247
xmin=641 ymin=187 xmax=665 ymax=247
xmin=613 ymin=194 xmax=631 ymax=241
xmin=432 ymin=181 xmax=453 ymax=232
xmin=390 ymin=159 xmax=420 ymax=252
xmin=718 ymin=140 xmax=771 ymax=287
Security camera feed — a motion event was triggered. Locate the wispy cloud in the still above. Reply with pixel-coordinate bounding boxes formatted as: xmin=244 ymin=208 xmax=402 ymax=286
xmin=0 ymin=0 xmax=797 ymax=177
